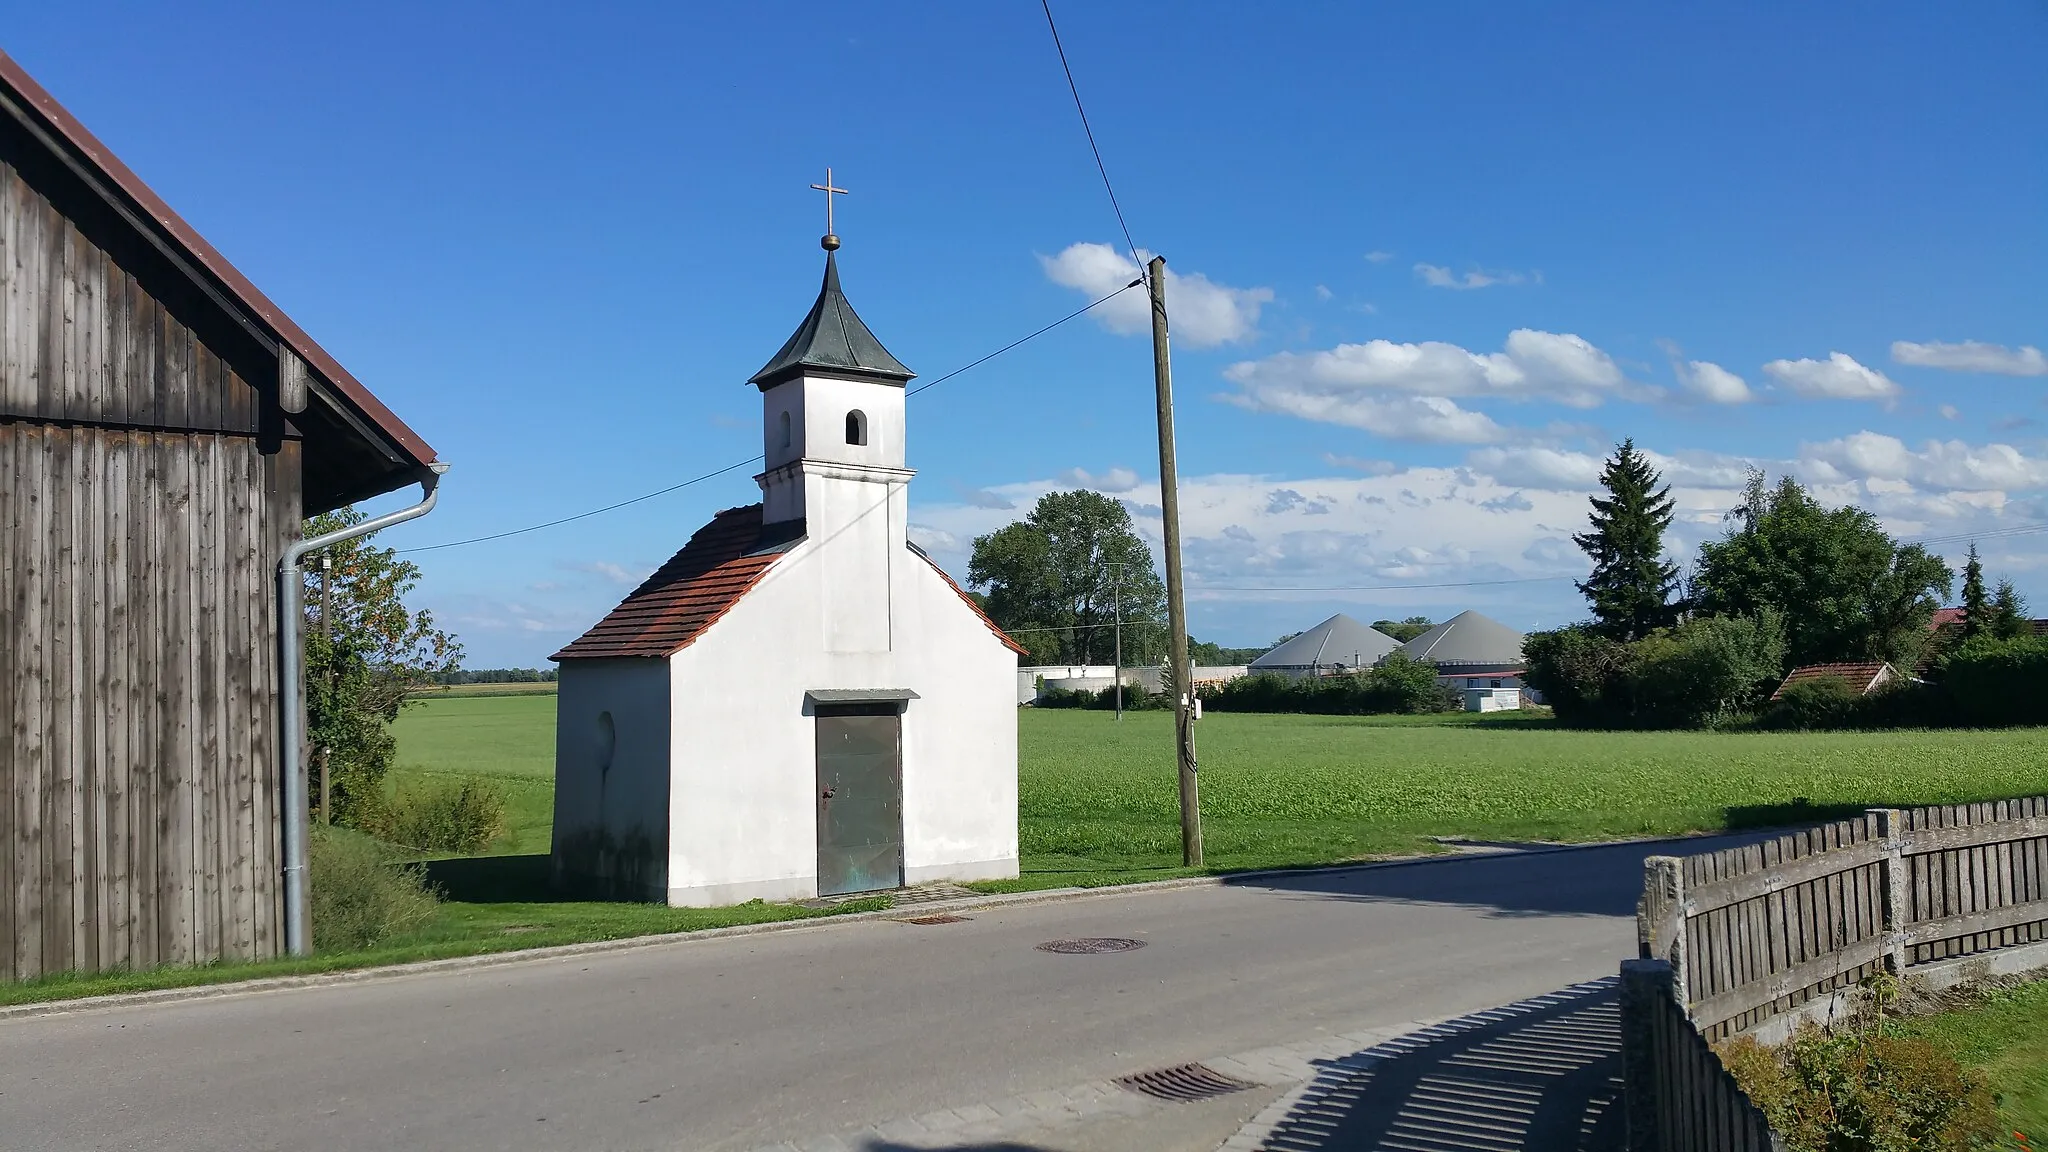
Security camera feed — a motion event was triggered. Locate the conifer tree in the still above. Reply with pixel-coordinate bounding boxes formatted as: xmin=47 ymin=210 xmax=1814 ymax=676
xmin=1572 ymin=438 xmax=1679 ymax=640
xmin=1991 ymin=578 xmax=2029 ymax=640
xmin=1959 ymin=544 xmax=1989 ymax=641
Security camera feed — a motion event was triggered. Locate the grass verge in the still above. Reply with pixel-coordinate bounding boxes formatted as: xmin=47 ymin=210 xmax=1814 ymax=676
xmin=1892 ymin=976 xmax=2048 ymax=1141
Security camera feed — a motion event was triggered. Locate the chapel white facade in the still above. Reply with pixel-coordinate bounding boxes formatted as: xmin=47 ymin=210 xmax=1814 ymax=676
xmin=550 ymin=239 xmax=1022 ymax=907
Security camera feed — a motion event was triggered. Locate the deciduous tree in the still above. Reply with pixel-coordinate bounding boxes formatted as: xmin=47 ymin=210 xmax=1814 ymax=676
xmin=1693 ymin=471 xmax=1951 ymax=668
xmin=967 ymin=490 xmax=1166 ymax=666
xmin=304 ymin=507 xmax=462 ymax=826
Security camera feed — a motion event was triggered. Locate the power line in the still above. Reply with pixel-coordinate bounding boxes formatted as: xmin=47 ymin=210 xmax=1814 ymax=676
xmin=906 ymin=281 xmax=1139 ymax=398
xmin=1192 ymin=575 xmax=1577 ymax=592
xmin=396 ymin=282 xmax=1139 ymax=554
xmin=398 ymin=456 xmax=761 ymax=555
xmin=1039 ymin=0 xmax=1143 ymax=277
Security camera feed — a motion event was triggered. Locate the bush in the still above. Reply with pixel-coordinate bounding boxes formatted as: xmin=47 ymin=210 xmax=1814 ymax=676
xmin=309 ymin=825 xmax=440 ymax=952
xmin=1201 ymin=656 xmax=1461 ymax=716
xmin=1718 ymin=1025 xmax=1999 ymax=1152
xmin=1524 ymin=612 xmax=1785 ymax=729
xmin=1763 ymin=675 xmax=1864 ymax=730
xmin=1939 ymin=634 xmax=2048 ymax=728
xmin=367 ymin=776 xmax=508 ymax=854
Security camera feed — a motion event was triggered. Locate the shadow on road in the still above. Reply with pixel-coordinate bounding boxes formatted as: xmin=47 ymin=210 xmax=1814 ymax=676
xmin=859 ymin=1144 xmax=1062 ymax=1152
xmin=1251 ymin=979 xmax=1626 ymax=1152
xmin=1219 ymin=829 xmax=1788 ymax=919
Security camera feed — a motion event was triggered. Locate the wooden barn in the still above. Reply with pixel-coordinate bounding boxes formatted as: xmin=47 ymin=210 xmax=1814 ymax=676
xmin=0 ymin=52 xmax=440 ymax=979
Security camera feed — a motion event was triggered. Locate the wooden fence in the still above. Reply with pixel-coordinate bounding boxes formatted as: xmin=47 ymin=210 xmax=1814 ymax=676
xmin=1619 ymin=958 xmax=1782 ymax=1152
xmin=1640 ymin=796 xmax=2048 ymax=1040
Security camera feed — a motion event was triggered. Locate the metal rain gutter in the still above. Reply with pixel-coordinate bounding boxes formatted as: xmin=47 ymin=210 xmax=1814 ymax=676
xmin=278 ymin=461 xmax=448 ymax=956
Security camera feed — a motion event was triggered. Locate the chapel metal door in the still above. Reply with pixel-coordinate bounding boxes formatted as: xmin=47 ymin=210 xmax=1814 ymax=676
xmin=815 ymin=707 xmax=903 ymax=896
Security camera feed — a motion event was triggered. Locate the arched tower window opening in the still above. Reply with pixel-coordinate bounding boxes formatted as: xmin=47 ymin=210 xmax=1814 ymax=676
xmin=845 ymin=410 xmax=867 ymax=446
xmin=779 ymin=410 xmax=792 ymax=450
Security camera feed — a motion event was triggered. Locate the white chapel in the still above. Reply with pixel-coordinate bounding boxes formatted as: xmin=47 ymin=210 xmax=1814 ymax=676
xmin=550 ymin=224 xmax=1024 ymax=907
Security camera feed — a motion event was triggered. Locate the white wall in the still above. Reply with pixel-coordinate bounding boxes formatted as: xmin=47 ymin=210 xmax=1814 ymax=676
xmin=659 ymin=528 xmax=1019 ymax=907
xmin=553 ymin=658 xmax=671 ymax=899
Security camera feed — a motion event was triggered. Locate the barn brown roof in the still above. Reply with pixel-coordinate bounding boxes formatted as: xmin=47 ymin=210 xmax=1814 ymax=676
xmin=1770 ymin=662 xmax=1893 ymax=701
xmin=0 ymin=50 xmax=435 ymax=480
xmin=553 ymin=506 xmax=1026 ymax=661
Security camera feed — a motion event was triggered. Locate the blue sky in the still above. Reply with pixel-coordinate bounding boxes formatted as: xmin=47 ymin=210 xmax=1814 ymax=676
xmin=10 ymin=2 xmax=2046 ymax=667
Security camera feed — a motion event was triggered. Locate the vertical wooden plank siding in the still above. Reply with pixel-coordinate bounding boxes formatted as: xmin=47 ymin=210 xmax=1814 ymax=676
xmin=1 ymin=149 xmax=302 ymax=978
xmin=1 ymin=423 xmax=290 ymax=979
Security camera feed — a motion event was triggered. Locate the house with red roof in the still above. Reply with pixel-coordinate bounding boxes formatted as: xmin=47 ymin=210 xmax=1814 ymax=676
xmin=1770 ymin=662 xmax=1902 ymax=701
xmin=550 ymin=231 xmax=1023 ymax=906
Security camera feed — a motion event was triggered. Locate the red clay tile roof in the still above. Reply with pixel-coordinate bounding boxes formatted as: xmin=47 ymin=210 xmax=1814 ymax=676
xmin=1771 ymin=662 xmax=1892 ymax=701
xmin=914 ymin=548 xmax=1028 ymax=656
xmin=552 ymin=506 xmax=781 ymax=661
xmin=553 ymin=507 xmax=1026 ymax=661
xmin=1929 ymin=607 xmax=1966 ymax=630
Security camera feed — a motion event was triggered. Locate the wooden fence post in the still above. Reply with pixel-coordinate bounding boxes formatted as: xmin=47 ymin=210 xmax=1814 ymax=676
xmin=1618 ymin=958 xmax=1670 ymax=1152
xmin=1869 ymin=807 xmax=1907 ymax=975
xmin=1642 ymin=855 xmax=1688 ymax=1008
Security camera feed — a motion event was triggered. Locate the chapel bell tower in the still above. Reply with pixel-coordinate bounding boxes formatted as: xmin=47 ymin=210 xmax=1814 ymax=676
xmin=749 ymin=172 xmax=916 ymax=533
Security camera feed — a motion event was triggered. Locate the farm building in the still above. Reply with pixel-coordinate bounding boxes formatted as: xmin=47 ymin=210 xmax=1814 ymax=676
xmin=1397 ymin=610 xmax=1533 ymax=708
xmin=1248 ymin=613 xmax=1399 ymax=677
xmin=551 ymin=236 xmax=1024 ymax=907
xmin=0 ymin=53 xmax=441 ymax=979
xmin=1770 ymin=662 xmax=1902 ymax=701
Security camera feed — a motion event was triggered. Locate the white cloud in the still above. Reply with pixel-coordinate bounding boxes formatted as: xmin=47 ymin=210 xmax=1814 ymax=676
xmin=1762 ymin=352 xmax=1902 ymax=401
xmin=1365 ymin=250 xmax=1395 ymax=263
xmin=1802 ymin=432 xmax=2048 ymax=492
xmin=1040 ymin=242 xmax=1272 ymax=348
xmin=1939 ymin=404 xmax=1960 ymax=420
xmin=1677 ymin=360 xmax=1752 ymax=404
xmin=1891 ymin=340 xmax=2048 ymax=377
xmin=1413 ymin=263 xmax=1530 ymax=290
xmin=1229 ymin=390 xmax=1510 ymax=444
xmin=1222 ymin=330 xmax=1636 ymax=443
xmin=1465 ymin=446 xmax=1604 ymax=490
xmin=566 ymin=560 xmax=638 ymax=585
xmin=1059 ymin=466 xmax=1140 ymax=492
xmin=1314 ymin=284 xmax=1333 ymax=301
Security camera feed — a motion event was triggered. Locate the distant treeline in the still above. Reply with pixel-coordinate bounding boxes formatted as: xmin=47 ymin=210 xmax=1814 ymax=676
xmin=428 ymin=668 xmax=559 ymax=685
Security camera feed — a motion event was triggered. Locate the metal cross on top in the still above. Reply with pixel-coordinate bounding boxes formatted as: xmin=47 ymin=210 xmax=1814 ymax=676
xmin=812 ymin=167 xmax=848 ymax=251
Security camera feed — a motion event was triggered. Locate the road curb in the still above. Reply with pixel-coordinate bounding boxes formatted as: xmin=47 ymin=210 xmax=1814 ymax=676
xmin=0 ymin=828 xmax=1758 ymax=1022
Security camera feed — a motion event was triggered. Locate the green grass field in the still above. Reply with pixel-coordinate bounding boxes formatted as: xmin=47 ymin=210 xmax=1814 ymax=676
xmin=390 ymin=697 xmax=2048 ymax=890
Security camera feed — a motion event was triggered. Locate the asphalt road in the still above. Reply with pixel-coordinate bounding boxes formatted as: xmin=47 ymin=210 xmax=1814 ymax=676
xmin=0 ymin=837 xmax=1739 ymax=1152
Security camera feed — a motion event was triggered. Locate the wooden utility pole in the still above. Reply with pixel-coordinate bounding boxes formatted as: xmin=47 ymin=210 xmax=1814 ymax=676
xmin=1147 ymin=255 xmax=1202 ymax=866
xmin=1112 ymin=562 xmax=1123 ymax=721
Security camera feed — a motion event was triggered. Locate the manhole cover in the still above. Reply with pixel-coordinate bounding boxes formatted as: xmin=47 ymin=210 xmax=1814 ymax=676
xmin=1114 ymin=1062 xmax=1258 ymax=1102
xmin=897 ymin=913 xmax=970 ymax=925
xmin=1036 ymin=937 xmax=1147 ymax=955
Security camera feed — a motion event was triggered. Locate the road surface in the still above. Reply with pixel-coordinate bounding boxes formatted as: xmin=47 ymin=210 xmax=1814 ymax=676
xmin=0 ymin=837 xmax=1738 ymax=1151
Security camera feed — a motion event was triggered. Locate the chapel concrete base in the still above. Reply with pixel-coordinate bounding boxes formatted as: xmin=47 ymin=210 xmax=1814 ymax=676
xmin=664 ymin=857 xmax=1020 ymax=908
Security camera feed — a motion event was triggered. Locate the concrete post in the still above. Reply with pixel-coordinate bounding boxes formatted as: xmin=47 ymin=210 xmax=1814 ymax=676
xmin=1618 ymin=958 xmax=1672 ymax=1152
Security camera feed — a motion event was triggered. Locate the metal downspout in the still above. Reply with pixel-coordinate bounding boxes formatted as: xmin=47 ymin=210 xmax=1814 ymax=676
xmin=279 ymin=461 xmax=448 ymax=956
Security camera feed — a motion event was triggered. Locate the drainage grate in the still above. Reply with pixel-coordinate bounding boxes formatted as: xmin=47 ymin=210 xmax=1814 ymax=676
xmin=1114 ymin=1062 xmax=1258 ymax=1102
xmin=896 ymin=913 xmax=970 ymax=925
xmin=1035 ymin=937 xmax=1147 ymax=955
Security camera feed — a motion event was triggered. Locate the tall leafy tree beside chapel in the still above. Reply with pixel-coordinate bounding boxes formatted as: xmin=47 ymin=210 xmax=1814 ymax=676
xmin=1572 ymin=439 xmax=1679 ymax=640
